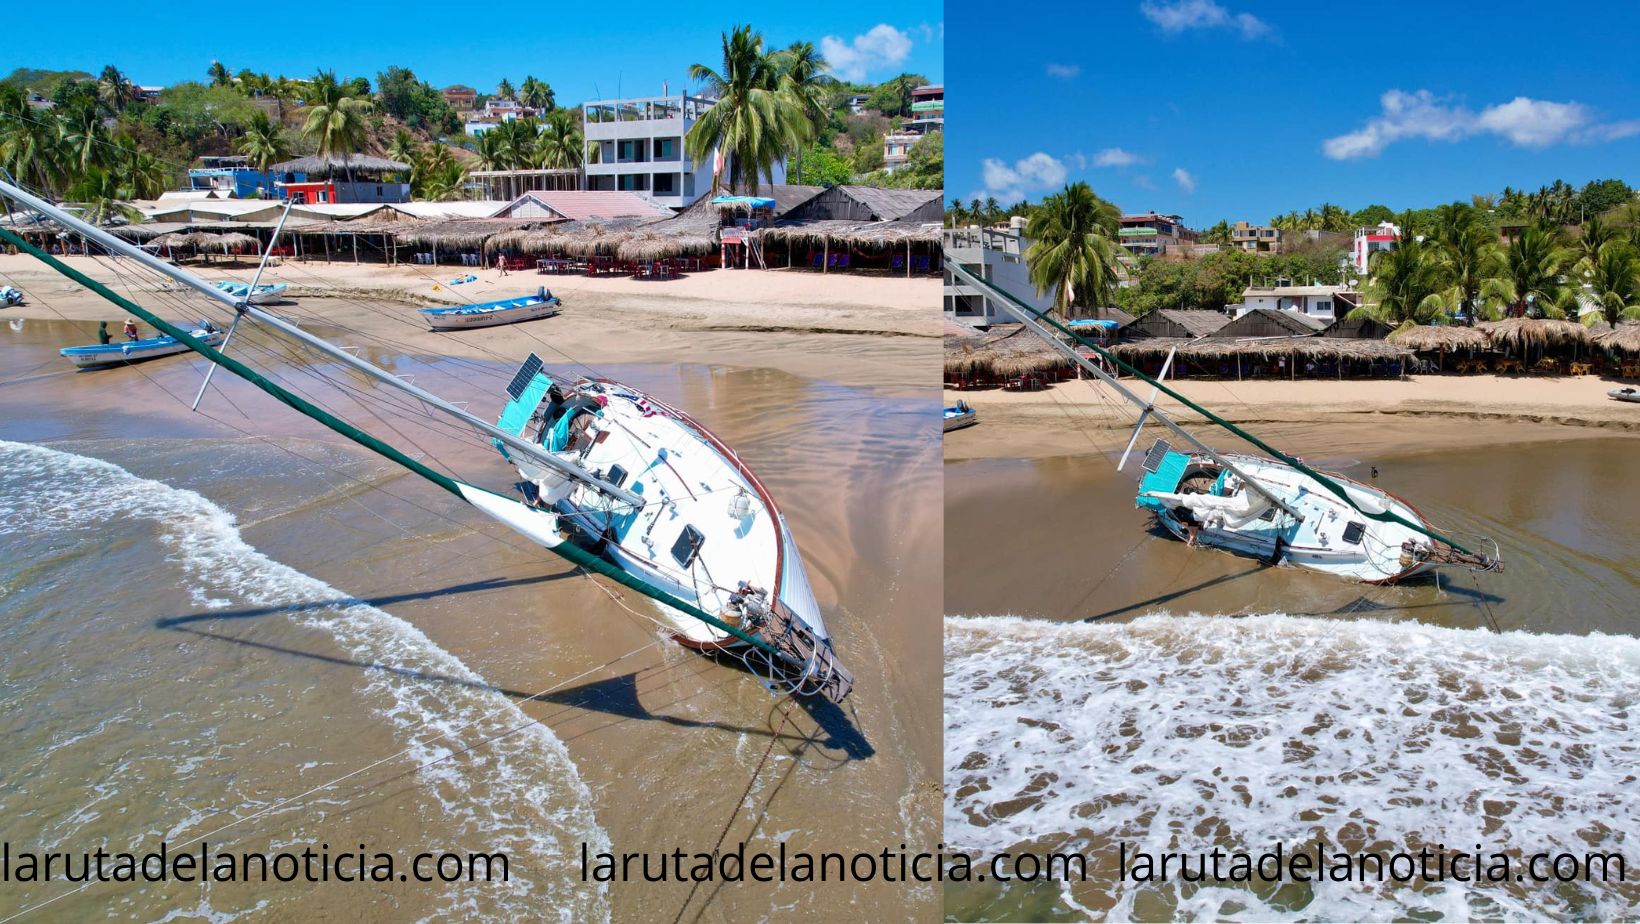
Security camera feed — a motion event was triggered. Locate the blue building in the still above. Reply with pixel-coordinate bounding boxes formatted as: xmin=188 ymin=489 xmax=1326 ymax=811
xmin=187 ymin=156 xmax=302 ymax=198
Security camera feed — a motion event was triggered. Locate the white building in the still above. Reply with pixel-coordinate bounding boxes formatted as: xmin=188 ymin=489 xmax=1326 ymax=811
xmin=583 ymin=93 xmax=784 ymax=209
xmin=1352 ymin=221 xmax=1399 ymax=274
xmin=1233 ymin=283 xmax=1360 ymax=322
xmin=944 ymin=219 xmax=1055 ymax=326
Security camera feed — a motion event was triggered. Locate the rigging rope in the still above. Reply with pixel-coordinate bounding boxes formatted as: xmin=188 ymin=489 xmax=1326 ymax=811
xmin=950 ymin=262 xmax=1486 ymax=558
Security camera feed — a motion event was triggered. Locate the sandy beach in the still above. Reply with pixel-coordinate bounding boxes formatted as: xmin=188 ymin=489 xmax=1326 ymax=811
xmin=944 ymin=374 xmax=1640 ymax=462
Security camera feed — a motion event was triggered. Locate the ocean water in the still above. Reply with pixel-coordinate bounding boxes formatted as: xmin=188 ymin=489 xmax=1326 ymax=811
xmin=0 ymin=439 xmax=610 ymax=921
xmin=944 ymin=612 xmax=1640 ymax=922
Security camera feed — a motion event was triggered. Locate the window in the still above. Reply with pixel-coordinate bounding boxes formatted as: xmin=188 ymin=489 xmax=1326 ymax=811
xmin=1314 ymin=300 xmax=1332 ymax=314
xmin=1342 ymin=522 xmax=1366 ymax=544
xmin=653 ymin=174 xmax=676 ymax=195
xmin=670 ymin=525 xmax=705 ymax=568
xmin=655 ymin=138 xmax=677 ymax=160
xmin=318 ymin=190 xmax=329 ymax=203
xmin=606 ymin=464 xmax=628 ymax=488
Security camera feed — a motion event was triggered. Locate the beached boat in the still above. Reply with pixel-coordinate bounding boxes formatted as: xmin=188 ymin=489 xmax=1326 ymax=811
xmin=1 ymin=177 xmax=852 ymax=703
xmin=945 ymin=258 xmax=1503 ymax=584
xmin=60 ymin=325 xmax=227 ymax=368
xmin=944 ymin=401 xmax=978 ymax=431
xmin=489 ymin=357 xmax=848 ymax=695
xmin=1609 ymin=387 xmax=1640 ymax=404
xmin=419 ymin=289 xmax=561 ymax=331
xmin=213 ymin=280 xmax=287 ymax=304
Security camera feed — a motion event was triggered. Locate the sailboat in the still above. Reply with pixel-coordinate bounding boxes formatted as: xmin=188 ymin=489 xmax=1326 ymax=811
xmin=945 ymin=258 xmax=1502 ymax=584
xmin=0 ymin=179 xmax=853 ymax=703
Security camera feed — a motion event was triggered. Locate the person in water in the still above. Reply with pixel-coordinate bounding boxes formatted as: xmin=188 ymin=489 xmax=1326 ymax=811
xmin=96 ymin=321 xmax=111 ymax=345
xmin=122 ymin=319 xmax=139 ymax=341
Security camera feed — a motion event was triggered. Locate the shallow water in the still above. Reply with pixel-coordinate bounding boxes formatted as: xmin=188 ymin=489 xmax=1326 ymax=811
xmin=0 ymin=317 xmax=941 ymax=921
xmin=944 ymin=441 xmax=1640 ymax=921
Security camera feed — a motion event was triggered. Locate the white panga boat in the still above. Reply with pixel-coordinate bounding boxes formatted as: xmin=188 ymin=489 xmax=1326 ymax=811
xmin=945 ymin=258 xmax=1502 ymax=584
xmin=419 ymin=288 xmax=560 ymax=331
xmin=60 ymin=324 xmax=227 ymax=368
xmin=1 ymin=177 xmax=852 ymax=703
xmin=944 ymin=401 xmax=978 ymax=431
xmin=1609 ymin=387 xmax=1640 ymax=404
xmin=213 ymin=280 xmax=287 ymax=304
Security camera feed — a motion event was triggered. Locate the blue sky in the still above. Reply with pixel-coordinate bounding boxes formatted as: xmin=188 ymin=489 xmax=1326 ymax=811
xmin=949 ymin=0 xmax=1640 ymax=225
xmin=11 ymin=3 xmax=942 ymax=103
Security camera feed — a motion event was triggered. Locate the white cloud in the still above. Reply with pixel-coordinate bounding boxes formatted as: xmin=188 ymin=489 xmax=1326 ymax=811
xmin=1045 ymin=63 xmax=1080 ymax=79
xmin=1093 ymin=147 xmax=1144 ymax=167
xmin=1323 ymin=89 xmax=1636 ymax=159
xmin=914 ymin=21 xmax=943 ymax=44
xmin=1172 ymin=167 xmax=1196 ymax=193
xmin=980 ymin=152 xmax=1068 ymax=201
xmin=1475 ymin=97 xmax=1589 ymax=146
xmin=821 ymin=25 xmax=913 ymax=82
xmin=1139 ymin=0 xmax=1271 ymax=39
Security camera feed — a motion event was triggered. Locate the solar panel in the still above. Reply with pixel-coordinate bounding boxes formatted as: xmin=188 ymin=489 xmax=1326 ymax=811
xmin=507 ymin=353 xmax=543 ymax=401
xmin=1142 ymin=439 xmax=1172 ymax=473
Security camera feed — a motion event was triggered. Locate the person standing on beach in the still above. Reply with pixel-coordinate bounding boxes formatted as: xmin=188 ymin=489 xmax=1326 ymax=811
xmin=97 ymin=321 xmax=111 ymax=345
xmin=122 ymin=318 xmax=139 ymax=342
xmin=496 ymin=253 xmax=508 ymax=277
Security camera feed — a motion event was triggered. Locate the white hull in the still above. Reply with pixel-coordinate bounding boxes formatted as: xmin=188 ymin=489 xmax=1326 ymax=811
xmin=1140 ymin=450 xmax=1453 ymax=583
xmin=427 ymin=302 xmax=559 ymax=330
xmin=497 ymin=374 xmax=830 ymax=650
xmin=944 ymin=409 xmax=978 ymax=432
xmin=1609 ymin=388 xmax=1640 ymax=404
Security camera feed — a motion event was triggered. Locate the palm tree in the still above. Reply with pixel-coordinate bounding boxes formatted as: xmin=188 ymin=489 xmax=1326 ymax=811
xmin=387 ymin=128 xmax=421 ymax=166
xmin=1494 ymin=225 xmax=1572 ymax=318
xmin=301 ymin=70 xmax=372 ymax=179
xmin=519 ymin=76 xmax=554 ymax=111
xmin=532 ymin=110 xmax=582 ymax=169
xmin=1024 ymin=181 xmax=1123 ymax=317
xmin=208 ymin=61 xmax=232 ymax=87
xmin=411 ymin=144 xmax=466 ymax=200
xmin=61 ymin=107 xmax=106 ymax=174
xmin=1572 ymin=215 xmax=1619 ymax=274
xmin=237 ymin=111 xmax=292 ymax=195
xmin=1351 ymin=231 xmax=1451 ymax=326
xmin=97 ymin=65 xmax=134 ymax=115
xmin=773 ymin=41 xmax=832 ymax=183
xmin=497 ymin=78 xmax=515 ymax=100
xmin=1432 ymin=203 xmax=1505 ymax=325
xmin=66 ymin=166 xmax=139 ymax=225
xmin=0 ymin=88 xmax=66 ymax=194
xmin=1586 ymin=244 xmax=1640 ymax=327
xmin=686 ymin=24 xmax=803 ymax=193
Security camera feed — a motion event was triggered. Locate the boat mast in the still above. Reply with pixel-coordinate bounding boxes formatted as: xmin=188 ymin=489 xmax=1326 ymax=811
xmin=0 ymin=178 xmax=644 ymax=509
xmin=946 ymin=259 xmax=1305 ymax=520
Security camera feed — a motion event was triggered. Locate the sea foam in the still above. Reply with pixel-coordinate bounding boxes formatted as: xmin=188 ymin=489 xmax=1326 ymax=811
xmin=945 ymin=613 xmax=1640 ymax=921
xmin=0 ymin=439 xmax=610 ymax=922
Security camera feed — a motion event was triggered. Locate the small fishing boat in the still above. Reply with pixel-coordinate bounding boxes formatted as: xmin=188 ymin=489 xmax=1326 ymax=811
xmin=1609 ymin=387 xmax=1640 ymax=403
xmin=944 ymin=401 xmax=978 ymax=431
xmin=213 ymin=280 xmax=287 ymax=304
xmin=60 ymin=325 xmax=227 ymax=368
xmin=0 ymin=285 xmax=23 ymax=307
xmin=945 ymin=258 xmax=1503 ymax=585
xmin=420 ymin=288 xmax=561 ymax=331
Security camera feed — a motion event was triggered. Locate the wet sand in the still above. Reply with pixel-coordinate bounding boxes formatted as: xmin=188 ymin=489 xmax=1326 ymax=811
xmin=0 ymin=263 xmax=941 ymax=924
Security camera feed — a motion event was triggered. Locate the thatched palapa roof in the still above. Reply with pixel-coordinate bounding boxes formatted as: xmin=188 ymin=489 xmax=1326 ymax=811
xmin=1388 ymin=324 xmax=1492 ymax=351
xmin=1110 ymin=337 xmax=1411 ymax=363
xmin=1595 ymin=322 xmax=1640 ymax=355
xmin=1478 ymin=318 xmax=1592 ymax=352
xmin=944 ymin=323 xmax=1070 ymax=377
xmin=753 ymin=219 xmax=940 ymax=250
